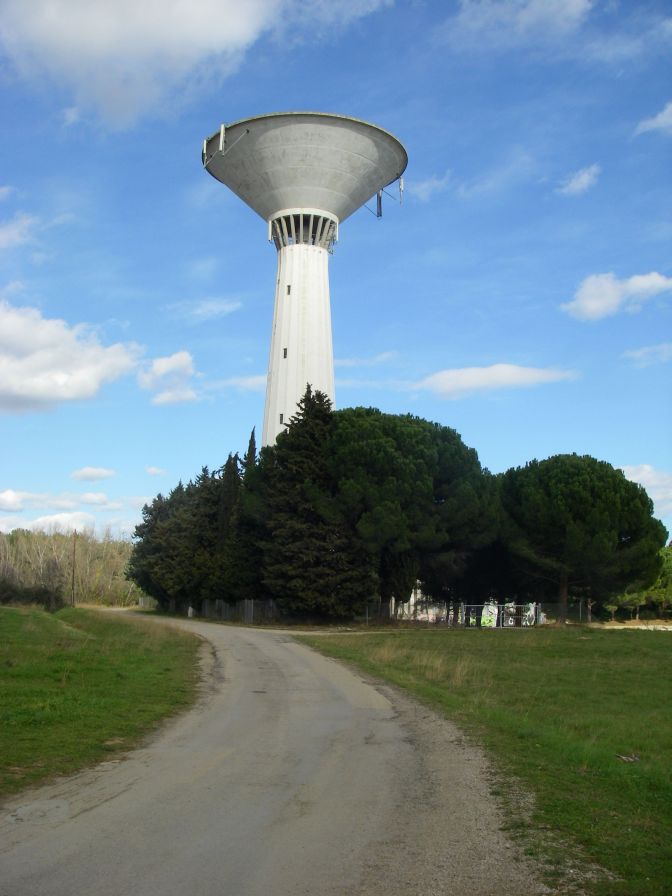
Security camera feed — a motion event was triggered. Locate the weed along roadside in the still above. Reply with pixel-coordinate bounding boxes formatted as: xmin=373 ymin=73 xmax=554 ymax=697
xmin=0 ymin=606 xmax=200 ymax=796
xmin=299 ymin=626 xmax=672 ymax=896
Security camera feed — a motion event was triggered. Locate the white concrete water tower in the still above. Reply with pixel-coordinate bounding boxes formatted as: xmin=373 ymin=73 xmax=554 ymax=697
xmin=202 ymin=112 xmax=408 ymax=445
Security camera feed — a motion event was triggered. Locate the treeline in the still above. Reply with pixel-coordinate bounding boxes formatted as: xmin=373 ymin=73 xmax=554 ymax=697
xmin=0 ymin=529 xmax=138 ymax=610
xmin=128 ymin=389 xmax=668 ymax=622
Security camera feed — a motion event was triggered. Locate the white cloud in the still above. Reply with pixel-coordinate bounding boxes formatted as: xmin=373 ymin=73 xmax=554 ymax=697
xmin=406 ymin=171 xmax=452 ymax=202
xmin=138 ymin=350 xmax=198 ymax=405
xmin=0 ymin=186 xmax=14 ymax=201
xmin=0 ymin=488 xmax=120 ymax=516
xmin=557 ymin=163 xmax=601 ymax=196
xmin=0 ymin=212 xmax=37 ymax=250
xmin=621 ymin=465 xmax=672 ymax=523
xmin=170 ymin=297 xmax=242 ymax=322
xmin=145 ymin=466 xmax=166 ymax=476
xmin=622 ymin=343 xmax=672 ymax=367
xmin=0 ymin=489 xmax=26 ymax=512
xmin=635 ymin=101 xmax=672 ymax=137
xmin=335 ymin=351 xmax=397 ymax=368
xmin=0 ymin=0 xmax=390 ymax=127
xmin=0 ymin=301 xmax=140 ymax=411
xmin=25 ymin=512 xmax=96 ymax=534
xmin=71 ymin=467 xmax=116 ymax=481
xmin=562 ymin=272 xmax=672 ymax=321
xmin=414 ymin=363 xmax=577 ymax=399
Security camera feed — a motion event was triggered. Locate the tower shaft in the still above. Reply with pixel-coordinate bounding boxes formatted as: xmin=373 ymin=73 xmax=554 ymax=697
xmin=262 ymin=210 xmax=337 ymax=445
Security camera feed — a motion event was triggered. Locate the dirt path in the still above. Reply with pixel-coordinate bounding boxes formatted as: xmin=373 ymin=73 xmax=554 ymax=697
xmin=0 ymin=620 xmax=551 ymax=895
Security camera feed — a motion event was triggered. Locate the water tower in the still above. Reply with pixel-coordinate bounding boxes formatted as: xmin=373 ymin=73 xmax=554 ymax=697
xmin=202 ymin=112 xmax=408 ymax=445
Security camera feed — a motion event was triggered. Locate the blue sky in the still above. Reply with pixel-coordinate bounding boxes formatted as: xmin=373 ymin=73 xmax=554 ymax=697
xmin=0 ymin=0 xmax=670 ymax=539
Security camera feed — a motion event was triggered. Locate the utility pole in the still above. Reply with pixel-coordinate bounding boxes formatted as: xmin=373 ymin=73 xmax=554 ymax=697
xmin=71 ymin=529 xmax=77 ymax=606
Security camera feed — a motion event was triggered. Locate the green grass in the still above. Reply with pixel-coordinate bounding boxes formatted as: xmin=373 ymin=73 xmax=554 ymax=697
xmin=299 ymin=627 xmax=672 ymax=896
xmin=0 ymin=606 xmax=200 ymax=796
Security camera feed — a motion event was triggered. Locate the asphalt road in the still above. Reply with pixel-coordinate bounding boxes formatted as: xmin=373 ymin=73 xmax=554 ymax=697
xmin=0 ymin=621 xmax=550 ymax=895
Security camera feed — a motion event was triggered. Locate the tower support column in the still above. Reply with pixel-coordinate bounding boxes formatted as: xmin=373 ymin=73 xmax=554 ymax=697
xmin=262 ymin=209 xmax=337 ymax=446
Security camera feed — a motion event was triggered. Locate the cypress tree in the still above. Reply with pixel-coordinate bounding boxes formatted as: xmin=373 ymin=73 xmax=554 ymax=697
xmin=226 ymin=429 xmax=267 ymax=603
xmin=261 ymin=387 xmax=375 ymax=618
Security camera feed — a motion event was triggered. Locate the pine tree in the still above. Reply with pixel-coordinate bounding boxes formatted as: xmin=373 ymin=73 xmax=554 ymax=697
xmin=500 ymin=454 xmax=667 ymax=621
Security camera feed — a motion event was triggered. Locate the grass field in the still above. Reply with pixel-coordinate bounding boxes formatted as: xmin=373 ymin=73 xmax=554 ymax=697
xmin=299 ymin=627 xmax=672 ymax=896
xmin=0 ymin=607 xmax=200 ymax=796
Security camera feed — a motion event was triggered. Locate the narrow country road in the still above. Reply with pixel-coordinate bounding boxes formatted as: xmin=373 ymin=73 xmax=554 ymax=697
xmin=0 ymin=620 xmax=550 ymax=895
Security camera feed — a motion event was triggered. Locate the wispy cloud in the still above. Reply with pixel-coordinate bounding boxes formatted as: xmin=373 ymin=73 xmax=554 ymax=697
xmin=406 ymin=171 xmax=451 ymax=202
xmin=621 ymin=465 xmax=672 ymax=523
xmin=0 ymin=0 xmax=390 ymax=127
xmin=436 ymin=1 xmax=672 ymax=65
xmin=622 ymin=343 xmax=672 ymax=367
xmin=169 ymin=297 xmax=242 ymax=322
xmin=0 ymin=301 xmax=140 ymax=411
xmin=145 ymin=466 xmax=166 ymax=476
xmin=138 ymin=350 xmax=198 ymax=405
xmin=635 ymin=101 xmax=672 ymax=137
xmin=79 ymin=492 xmax=116 ymax=507
xmin=457 ymin=147 xmax=537 ymax=198
xmin=211 ymin=375 xmax=268 ymax=393
xmin=0 ymin=186 xmax=15 ymax=202
xmin=414 ymin=364 xmax=577 ymax=399
xmin=127 ymin=496 xmax=153 ymax=510
xmin=0 ymin=280 xmax=25 ymax=299
xmin=0 ymin=487 xmax=120 ymax=514
xmin=557 ymin=163 xmax=601 ymax=196
xmin=61 ymin=106 xmax=81 ymax=127
xmin=438 ymin=0 xmax=593 ymax=51
xmin=71 ymin=467 xmax=116 ymax=481
xmin=0 ymin=212 xmax=37 ymax=250
xmin=562 ymin=272 xmax=672 ymax=321
xmin=335 ymin=351 xmax=397 ymax=368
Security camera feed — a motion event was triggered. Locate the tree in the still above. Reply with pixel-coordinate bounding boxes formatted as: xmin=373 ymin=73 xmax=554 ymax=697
xmin=127 ymin=492 xmax=174 ymax=606
xmin=646 ymin=546 xmax=672 ymax=618
xmin=329 ymin=408 xmax=495 ymax=613
xmin=500 ymin=454 xmax=667 ymax=622
xmin=225 ymin=430 xmax=268 ymax=603
xmin=260 ymin=388 xmax=375 ymax=618
xmin=611 ymin=546 xmax=672 ymax=620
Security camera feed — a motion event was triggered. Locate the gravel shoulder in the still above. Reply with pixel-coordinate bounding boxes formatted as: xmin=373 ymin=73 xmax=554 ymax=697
xmin=1 ymin=618 xmax=554 ymax=896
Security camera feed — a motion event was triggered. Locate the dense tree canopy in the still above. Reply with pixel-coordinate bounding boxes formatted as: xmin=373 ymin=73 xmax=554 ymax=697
xmin=329 ymin=408 xmax=495 ymax=607
xmin=127 ymin=393 xmax=667 ymax=622
xmin=499 ymin=454 xmax=667 ymax=621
